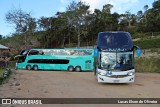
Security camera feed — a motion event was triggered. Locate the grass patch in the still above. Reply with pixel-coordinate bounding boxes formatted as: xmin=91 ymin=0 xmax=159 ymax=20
xmin=0 ymin=68 xmax=12 ymax=85
xmin=132 ymin=32 xmax=160 ymax=39
xmin=0 ymin=61 xmax=15 ymax=76
xmin=133 ymin=38 xmax=160 ymax=49
xmin=8 ymin=61 xmax=16 ymax=69
xmin=135 ymin=57 xmax=160 ymax=73
xmin=0 ymin=69 xmax=4 ymax=84
xmin=0 ymin=69 xmax=4 ymax=76
xmin=0 ymin=61 xmax=15 ymax=85
xmin=150 ymin=48 xmax=160 ymax=54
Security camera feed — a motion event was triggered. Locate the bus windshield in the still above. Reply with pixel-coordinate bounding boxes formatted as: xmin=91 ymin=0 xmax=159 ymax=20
xmin=101 ymin=52 xmax=133 ymax=71
xmin=98 ymin=32 xmax=133 ymax=50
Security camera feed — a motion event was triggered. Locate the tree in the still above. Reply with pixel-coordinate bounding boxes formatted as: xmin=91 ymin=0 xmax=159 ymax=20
xmin=101 ymin=4 xmax=114 ymax=30
xmin=38 ymin=16 xmax=51 ymax=31
xmin=0 ymin=35 xmax=3 ymax=39
xmin=5 ymin=8 xmax=36 ymax=49
xmin=3 ymin=0 xmax=160 ymax=50
xmin=152 ymin=0 xmax=160 ymax=9
xmin=146 ymin=0 xmax=160 ymax=31
xmin=137 ymin=10 xmax=143 ymax=22
xmin=102 ymin=4 xmax=113 ymax=14
xmin=143 ymin=5 xmax=149 ymax=24
xmin=6 ymin=8 xmax=36 ymax=34
xmin=144 ymin=5 xmax=149 ymax=11
xmin=125 ymin=11 xmax=132 ymax=27
xmin=66 ymin=1 xmax=90 ymax=48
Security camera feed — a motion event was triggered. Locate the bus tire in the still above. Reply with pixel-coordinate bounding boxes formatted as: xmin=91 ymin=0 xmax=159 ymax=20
xmin=26 ymin=65 xmax=32 ymax=70
xmin=75 ymin=66 xmax=81 ymax=72
xmin=68 ymin=66 xmax=74 ymax=72
xmin=33 ymin=65 xmax=38 ymax=71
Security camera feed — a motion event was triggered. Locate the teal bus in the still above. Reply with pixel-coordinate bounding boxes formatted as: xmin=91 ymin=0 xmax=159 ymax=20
xmin=16 ymin=48 xmax=94 ymax=72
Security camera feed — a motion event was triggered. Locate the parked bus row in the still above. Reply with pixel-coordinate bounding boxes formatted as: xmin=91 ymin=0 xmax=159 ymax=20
xmin=15 ymin=31 xmax=141 ymax=83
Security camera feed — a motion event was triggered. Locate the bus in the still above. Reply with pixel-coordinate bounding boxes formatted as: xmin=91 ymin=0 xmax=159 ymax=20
xmin=94 ymin=31 xmax=141 ymax=83
xmin=16 ymin=48 xmax=94 ymax=72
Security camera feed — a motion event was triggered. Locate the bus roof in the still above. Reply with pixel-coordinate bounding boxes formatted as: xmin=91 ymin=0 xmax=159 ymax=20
xmin=31 ymin=48 xmax=93 ymax=50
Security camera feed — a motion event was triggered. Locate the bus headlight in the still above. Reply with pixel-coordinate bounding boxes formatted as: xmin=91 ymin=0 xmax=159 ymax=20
xmin=127 ymin=71 xmax=135 ymax=76
xmin=98 ymin=72 xmax=106 ymax=76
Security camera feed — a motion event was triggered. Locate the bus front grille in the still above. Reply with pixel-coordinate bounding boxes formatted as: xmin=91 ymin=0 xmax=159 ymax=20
xmin=106 ymin=75 xmax=129 ymax=78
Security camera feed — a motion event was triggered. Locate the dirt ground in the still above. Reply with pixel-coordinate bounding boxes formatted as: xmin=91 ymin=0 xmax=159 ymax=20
xmin=0 ymin=70 xmax=160 ymax=107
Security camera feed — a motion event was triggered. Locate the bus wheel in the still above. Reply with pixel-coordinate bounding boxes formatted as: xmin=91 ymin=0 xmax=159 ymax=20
xmin=68 ymin=66 xmax=74 ymax=72
xmin=26 ymin=65 xmax=31 ymax=70
xmin=75 ymin=66 xmax=81 ymax=72
xmin=33 ymin=65 xmax=38 ymax=71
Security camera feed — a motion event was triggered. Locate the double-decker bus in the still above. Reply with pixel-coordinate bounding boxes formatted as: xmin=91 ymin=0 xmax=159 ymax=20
xmin=94 ymin=31 xmax=141 ymax=83
xmin=16 ymin=48 xmax=94 ymax=72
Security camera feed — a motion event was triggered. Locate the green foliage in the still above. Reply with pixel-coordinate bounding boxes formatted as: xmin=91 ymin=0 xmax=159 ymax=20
xmin=0 ymin=68 xmax=12 ymax=85
xmin=0 ymin=61 xmax=15 ymax=85
xmin=134 ymin=38 xmax=160 ymax=49
xmin=150 ymin=48 xmax=160 ymax=54
xmin=1 ymin=0 xmax=160 ymax=50
xmin=0 ymin=69 xmax=4 ymax=76
xmin=135 ymin=57 xmax=160 ymax=73
xmin=8 ymin=61 xmax=16 ymax=69
xmin=0 ymin=37 xmax=11 ymax=45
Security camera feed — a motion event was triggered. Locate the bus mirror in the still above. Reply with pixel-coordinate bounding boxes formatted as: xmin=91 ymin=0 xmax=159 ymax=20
xmin=94 ymin=48 xmax=99 ymax=57
xmin=97 ymin=46 xmax=99 ymax=50
xmin=136 ymin=48 xmax=141 ymax=57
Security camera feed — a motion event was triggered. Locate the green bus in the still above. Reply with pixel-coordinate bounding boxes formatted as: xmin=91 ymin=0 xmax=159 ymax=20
xmin=16 ymin=48 xmax=94 ymax=72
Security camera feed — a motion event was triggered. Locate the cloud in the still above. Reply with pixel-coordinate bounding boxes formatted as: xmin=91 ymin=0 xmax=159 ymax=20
xmin=80 ymin=0 xmax=139 ymax=13
xmin=59 ymin=0 xmax=71 ymax=12
xmin=59 ymin=0 xmax=139 ymax=13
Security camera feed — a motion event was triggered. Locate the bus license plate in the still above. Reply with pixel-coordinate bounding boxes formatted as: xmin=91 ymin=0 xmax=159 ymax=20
xmin=113 ymin=80 xmax=119 ymax=83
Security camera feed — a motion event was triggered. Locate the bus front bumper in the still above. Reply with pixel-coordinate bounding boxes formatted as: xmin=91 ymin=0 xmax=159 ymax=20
xmin=97 ymin=69 xmax=135 ymax=83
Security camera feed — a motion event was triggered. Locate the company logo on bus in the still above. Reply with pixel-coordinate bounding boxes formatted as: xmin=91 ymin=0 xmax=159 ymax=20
xmin=107 ymin=71 xmax=112 ymax=75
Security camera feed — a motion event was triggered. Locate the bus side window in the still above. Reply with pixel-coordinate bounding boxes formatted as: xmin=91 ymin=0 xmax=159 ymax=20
xmin=39 ymin=51 xmax=44 ymax=55
xmin=28 ymin=50 xmax=40 ymax=56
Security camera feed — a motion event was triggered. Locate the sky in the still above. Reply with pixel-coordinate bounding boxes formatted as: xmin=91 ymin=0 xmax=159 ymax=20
xmin=0 ymin=0 xmax=154 ymax=36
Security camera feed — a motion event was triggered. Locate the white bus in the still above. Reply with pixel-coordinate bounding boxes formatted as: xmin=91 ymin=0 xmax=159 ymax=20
xmin=94 ymin=31 xmax=141 ymax=83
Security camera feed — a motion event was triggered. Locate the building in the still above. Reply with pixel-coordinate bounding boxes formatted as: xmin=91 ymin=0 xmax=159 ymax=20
xmin=0 ymin=44 xmax=10 ymax=57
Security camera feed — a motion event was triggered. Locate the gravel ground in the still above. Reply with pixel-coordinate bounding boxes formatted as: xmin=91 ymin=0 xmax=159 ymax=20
xmin=0 ymin=70 xmax=160 ymax=107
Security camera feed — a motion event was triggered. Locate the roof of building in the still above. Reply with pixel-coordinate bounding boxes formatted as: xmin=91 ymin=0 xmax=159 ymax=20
xmin=0 ymin=44 xmax=9 ymax=49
